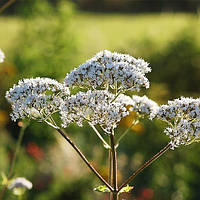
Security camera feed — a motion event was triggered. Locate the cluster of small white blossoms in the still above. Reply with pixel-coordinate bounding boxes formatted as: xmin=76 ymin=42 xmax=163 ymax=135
xmin=8 ymin=177 xmax=33 ymax=190
xmin=0 ymin=49 xmax=5 ymax=63
xmin=64 ymin=50 xmax=151 ymax=92
xmin=156 ymin=97 xmax=200 ymax=149
xmin=130 ymin=95 xmax=159 ymax=119
xmin=6 ymin=77 xmax=69 ymax=121
xmin=60 ymin=90 xmax=131 ymax=134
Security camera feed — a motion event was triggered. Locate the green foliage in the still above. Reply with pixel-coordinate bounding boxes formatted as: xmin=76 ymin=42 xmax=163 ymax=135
xmin=93 ymin=185 xmax=110 ymax=193
xmin=119 ymin=185 xmax=134 ymax=194
xmin=149 ymin=29 xmax=200 ymax=97
xmin=11 ymin=0 xmax=77 ymax=80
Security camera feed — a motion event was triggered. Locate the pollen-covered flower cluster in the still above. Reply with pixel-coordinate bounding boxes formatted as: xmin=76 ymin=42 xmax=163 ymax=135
xmin=6 ymin=77 xmax=69 ymax=121
xmin=64 ymin=50 xmax=151 ymax=92
xmin=0 ymin=49 xmax=5 ymax=63
xmin=130 ymin=95 xmax=159 ymax=119
xmin=60 ymin=90 xmax=130 ymax=134
xmin=156 ymin=97 xmax=200 ymax=149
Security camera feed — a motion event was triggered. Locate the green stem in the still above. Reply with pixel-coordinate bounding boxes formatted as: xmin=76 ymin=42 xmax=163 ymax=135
xmin=8 ymin=122 xmax=29 ymax=178
xmin=88 ymin=123 xmax=110 ymax=149
xmin=0 ymin=122 xmax=28 ymax=200
xmin=108 ymin=140 xmax=113 ymax=200
xmin=18 ymin=195 xmax=23 ymax=200
xmin=118 ymin=143 xmax=171 ymax=191
xmin=116 ymin=120 xmax=139 ymax=146
xmin=55 ymin=128 xmax=114 ymax=192
xmin=110 ymin=132 xmax=118 ymax=200
xmin=111 ymin=91 xmax=122 ymax=103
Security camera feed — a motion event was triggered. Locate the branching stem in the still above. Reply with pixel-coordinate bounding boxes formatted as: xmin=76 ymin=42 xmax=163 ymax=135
xmin=0 ymin=122 xmax=28 ymax=200
xmin=118 ymin=143 xmax=171 ymax=191
xmin=55 ymin=128 xmax=113 ymax=192
xmin=88 ymin=123 xmax=110 ymax=149
xmin=116 ymin=120 xmax=139 ymax=146
xmin=110 ymin=132 xmax=118 ymax=200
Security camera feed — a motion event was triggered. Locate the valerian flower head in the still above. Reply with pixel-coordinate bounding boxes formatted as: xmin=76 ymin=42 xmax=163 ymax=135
xmin=60 ymin=90 xmax=131 ymax=134
xmin=130 ymin=95 xmax=159 ymax=119
xmin=64 ymin=50 xmax=151 ymax=92
xmin=0 ymin=49 xmax=5 ymax=63
xmin=156 ymin=97 xmax=200 ymax=149
xmin=8 ymin=177 xmax=32 ymax=190
xmin=8 ymin=177 xmax=32 ymax=196
xmin=5 ymin=77 xmax=69 ymax=122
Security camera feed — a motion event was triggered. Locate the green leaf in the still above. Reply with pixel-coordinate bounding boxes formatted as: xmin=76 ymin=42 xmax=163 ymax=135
xmin=93 ymin=185 xmax=111 ymax=193
xmin=119 ymin=185 xmax=134 ymax=194
xmin=1 ymin=172 xmax=8 ymax=186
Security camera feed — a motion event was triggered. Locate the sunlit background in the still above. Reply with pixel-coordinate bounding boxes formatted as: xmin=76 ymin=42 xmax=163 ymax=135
xmin=1 ymin=0 xmax=200 ymax=199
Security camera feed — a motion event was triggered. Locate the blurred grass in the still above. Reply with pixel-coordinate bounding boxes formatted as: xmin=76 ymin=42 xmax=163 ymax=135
xmin=0 ymin=17 xmax=22 ymax=52
xmin=72 ymin=13 xmax=200 ymax=56
xmin=1 ymin=13 xmax=200 ymax=59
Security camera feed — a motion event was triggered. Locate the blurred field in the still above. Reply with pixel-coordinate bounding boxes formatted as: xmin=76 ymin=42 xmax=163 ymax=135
xmin=1 ymin=13 xmax=200 ymax=59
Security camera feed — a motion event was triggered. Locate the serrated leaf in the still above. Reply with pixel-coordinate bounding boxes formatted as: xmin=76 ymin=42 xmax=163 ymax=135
xmin=93 ymin=185 xmax=111 ymax=193
xmin=119 ymin=185 xmax=134 ymax=194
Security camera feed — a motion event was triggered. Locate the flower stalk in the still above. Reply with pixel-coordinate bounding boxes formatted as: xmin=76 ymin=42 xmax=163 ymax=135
xmin=55 ymin=128 xmax=114 ymax=192
xmin=118 ymin=143 xmax=171 ymax=191
xmin=110 ymin=132 xmax=118 ymax=200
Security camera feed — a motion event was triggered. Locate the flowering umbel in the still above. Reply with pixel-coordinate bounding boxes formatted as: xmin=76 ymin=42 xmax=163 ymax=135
xmin=60 ymin=90 xmax=131 ymax=134
xmin=156 ymin=97 xmax=200 ymax=149
xmin=64 ymin=50 xmax=151 ymax=92
xmin=8 ymin=177 xmax=32 ymax=196
xmin=130 ymin=95 xmax=159 ymax=119
xmin=5 ymin=77 xmax=69 ymax=122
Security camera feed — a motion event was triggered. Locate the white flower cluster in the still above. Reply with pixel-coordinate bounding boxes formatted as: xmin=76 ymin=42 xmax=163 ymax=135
xmin=156 ymin=97 xmax=200 ymax=149
xmin=130 ymin=95 xmax=159 ymax=119
xmin=0 ymin=49 xmax=5 ymax=63
xmin=60 ymin=90 xmax=130 ymax=134
xmin=6 ymin=77 xmax=69 ymax=121
xmin=8 ymin=177 xmax=32 ymax=190
xmin=64 ymin=50 xmax=151 ymax=92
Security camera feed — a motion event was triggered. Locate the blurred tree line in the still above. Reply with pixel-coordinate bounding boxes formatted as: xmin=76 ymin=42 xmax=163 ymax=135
xmin=1 ymin=0 xmax=200 ymax=14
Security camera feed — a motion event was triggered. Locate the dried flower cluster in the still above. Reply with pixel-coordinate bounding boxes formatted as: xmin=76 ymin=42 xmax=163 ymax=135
xmin=156 ymin=97 xmax=200 ymax=149
xmin=0 ymin=49 xmax=5 ymax=63
xmin=60 ymin=90 xmax=130 ymax=134
xmin=64 ymin=50 xmax=151 ymax=92
xmin=5 ymin=77 xmax=69 ymax=122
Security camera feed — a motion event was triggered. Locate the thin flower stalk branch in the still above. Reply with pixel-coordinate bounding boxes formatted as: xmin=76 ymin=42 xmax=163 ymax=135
xmin=118 ymin=143 xmax=171 ymax=191
xmin=88 ymin=122 xmax=110 ymax=149
xmin=111 ymin=91 xmax=122 ymax=103
xmin=108 ymin=139 xmax=113 ymax=200
xmin=116 ymin=120 xmax=139 ymax=146
xmin=0 ymin=0 xmax=16 ymax=13
xmin=110 ymin=132 xmax=118 ymax=200
xmin=8 ymin=122 xmax=29 ymax=178
xmin=0 ymin=122 xmax=28 ymax=200
xmin=55 ymin=128 xmax=114 ymax=192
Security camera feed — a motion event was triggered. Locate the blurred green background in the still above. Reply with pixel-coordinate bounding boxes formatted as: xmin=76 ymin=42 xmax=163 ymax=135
xmin=1 ymin=0 xmax=200 ymax=199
